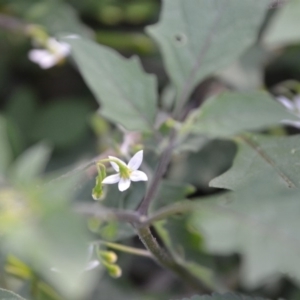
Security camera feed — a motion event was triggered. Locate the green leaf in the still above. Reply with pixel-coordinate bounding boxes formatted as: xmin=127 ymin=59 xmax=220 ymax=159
xmin=151 ymin=180 xmax=196 ymax=211
xmin=3 ymin=177 xmax=95 ymax=298
xmin=64 ymin=38 xmax=157 ymax=132
xmin=170 ymin=140 xmax=236 ymax=190
xmin=210 ymin=134 xmax=300 ymax=190
xmin=0 ymin=115 xmax=12 ymax=175
xmin=190 ymin=91 xmax=297 ymax=138
xmin=0 ymin=288 xmax=27 ymax=300
xmin=191 ymin=178 xmax=300 ymax=286
xmin=9 ymin=143 xmax=51 ymax=184
xmin=263 ymin=0 xmax=300 ymax=49
xmin=147 ymin=0 xmax=269 ymax=112
xmin=181 ymin=293 xmax=268 ymax=300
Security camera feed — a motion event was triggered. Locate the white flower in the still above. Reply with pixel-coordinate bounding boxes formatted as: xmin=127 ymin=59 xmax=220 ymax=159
xmin=28 ymin=38 xmax=70 ymax=69
xmin=277 ymin=95 xmax=300 ymax=128
xmin=277 ymin=95 xmax=300 ymax=113
xmin=102 ymin=150 xmax=148 ymax=192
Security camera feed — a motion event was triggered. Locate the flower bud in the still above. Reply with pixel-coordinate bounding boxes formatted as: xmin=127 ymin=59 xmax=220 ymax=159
xmin=98 ymin=250 xmax=118 ymax=264
xmin=105 ymin=263 xmax=122 ymax=278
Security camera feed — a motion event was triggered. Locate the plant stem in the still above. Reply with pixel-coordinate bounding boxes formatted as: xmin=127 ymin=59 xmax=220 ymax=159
xmin=96 ymin=240 xmax=152 ymax=258
xmin=136 ymin=225 xmax=213 ymax=292
xmin=137 ymin=129 xmax=177 ymax=215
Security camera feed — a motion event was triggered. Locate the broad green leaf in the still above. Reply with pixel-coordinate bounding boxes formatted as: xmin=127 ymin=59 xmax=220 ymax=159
xmin=0 ymin=288 xmax=27 ymax=300
xmin=190 ymin=91 xmax=297 ymax=138
xmin=210 ymin=134 xmax=300 ymax=190
xmin=217 ymin=46 xmax=266 ymax=91
xmin=263 ymin=0 xmax=300 ymax=49
xmin=0 ymin=116 xmax=12 ymax=175
xmin=191 ymin=178 xmax=300 ymax=286
xmin=147 ymin=0 xmax=269 ymax=112
xmin=64 ymin=38 xmax=157 ymax=132
xmin=9 ymin=143 xmax=51 ymax=184
xmin=182 ymin=293 xmax=268 ymax=300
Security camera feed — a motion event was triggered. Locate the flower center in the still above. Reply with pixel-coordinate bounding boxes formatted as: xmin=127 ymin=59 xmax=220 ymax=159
xmin=118 ymin=165 xmax=131 ymax=179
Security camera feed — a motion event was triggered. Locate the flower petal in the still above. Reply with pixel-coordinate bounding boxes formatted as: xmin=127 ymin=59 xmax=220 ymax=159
xmin=277 ymin=96 xmax=295 ymax=111
xmin=47 ymin=38 xmax=70 ymax=56
xmin=84 ymin=260 xmax=100 ymax=271
xmin=102 ymin=174 xmax=120 ymax=184
xmin=130 ymin=170 xmax=148 ymax=182
xmin=294 ymin=96 xmax=300 ymax=113
xmin=108 ymin=156 xmax=126 ymax=172
xmin=127 ymin=150 xmax=143 ymax=170
xmin=28 ymin=50 xmax=57 ymax=69
xmin=118 ymin=178 xmax=131 ymax=191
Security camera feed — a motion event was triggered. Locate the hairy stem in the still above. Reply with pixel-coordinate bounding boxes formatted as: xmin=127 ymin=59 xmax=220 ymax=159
xmin=136 ymin=226 xmax=214 ymax=292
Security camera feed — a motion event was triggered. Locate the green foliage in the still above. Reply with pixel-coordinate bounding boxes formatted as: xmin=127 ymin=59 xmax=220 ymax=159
xmin=191 ymin=178 xmax=300 ymax=287
xmin=182 ymin=293 xmax=268 ymax=300
xmin=30 ymin=99 xmax=92 ymax=149
xmin=210 ymin=134 xmax=300 ymax=190
xmin=2 ymin=0 xmax=300 ymax=299
xmin=190 ymin=91 xmax=296 ymax=138
xmin=65 ymin=38 xmax=157 ymax=131
xmin=263 ymin=0 xmax=300 ymax=48
xmin=0 ymin=115 xmax=12 ymax=175
xmin=147 ymin=0 xmax=269 ymax=111
xmin=24 ymin=0 xmax=92 ymax=37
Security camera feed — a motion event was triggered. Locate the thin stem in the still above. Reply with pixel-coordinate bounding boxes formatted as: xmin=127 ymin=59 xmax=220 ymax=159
xmin=95 ymin=240 xmax=152 ymax=258
xmin=75 ymin=203 xmax=142 ymax=224
xmin=137 ymin=129 xmax=177 ymax=215
xmin=136 ymin=226 xmax=213 ymax=292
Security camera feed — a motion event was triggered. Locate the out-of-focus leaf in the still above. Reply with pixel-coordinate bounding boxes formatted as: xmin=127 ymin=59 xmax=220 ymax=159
xmin=0 ymin=115 xmax=12 ymax=175
xmin=95 ymin=31 xmax=156 ymax=55
xmin=0 ymin=288 xmax=27 ymax=300
xmin=190 ymin=91 xmax=297 ymax=138
xmin=6 ymin=87 xmax=38 ymax=136
xmin=147 ymin=0 xmax=269 ymax=112
xmin=210 ymin=134 xmax=300 ymax=190
xmin=25 ymin=0 xmax=92 ymax=38
xmin=2 ymin=177 xmax=95 ymax=299
xmin=151 ymin=180 xmax=195 ymax=211
xmin=170 ymin=140 xmax=236 ymax=190
xmin=65 ymin=38 xmax=157 ymax=132
xmin=9 ymin=143 xmax=51 ymax=184
xmin=30 ymin=99 xmax=91 ymax=149
xmin=155 ymin=216 xmax=218 ymax=290
xmin=191 ymin=178 xmax=300 ymax=287
xmin=182 ymin=293 xmax=268 ymax=300
xmin=217 ymin=46 xmax=266 ymax=91
xmin=263 ymin=0 xmax=300 ymax=49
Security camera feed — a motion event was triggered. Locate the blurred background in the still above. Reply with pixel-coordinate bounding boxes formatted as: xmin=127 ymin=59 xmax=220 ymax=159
xmin=1 ymin=0 xmax=300 ymax=300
